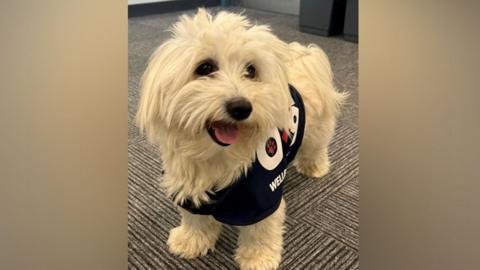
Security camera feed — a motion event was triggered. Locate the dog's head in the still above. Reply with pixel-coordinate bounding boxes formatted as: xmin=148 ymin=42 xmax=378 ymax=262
xmin=137 ymin=9 xmax=291 ymax=159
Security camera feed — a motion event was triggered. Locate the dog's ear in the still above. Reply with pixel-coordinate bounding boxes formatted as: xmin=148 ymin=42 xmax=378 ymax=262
xmin=135 ymin=45 xmax=163 ymax=142
xmin=136 ymin=10 xmax=212 ymax=142
xmin=136 ymin=39 xmax=194 ymax=142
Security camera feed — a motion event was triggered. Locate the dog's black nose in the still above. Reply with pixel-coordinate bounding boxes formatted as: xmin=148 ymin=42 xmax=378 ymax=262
xmin=226 ymin=97 xmax=252 ymax=120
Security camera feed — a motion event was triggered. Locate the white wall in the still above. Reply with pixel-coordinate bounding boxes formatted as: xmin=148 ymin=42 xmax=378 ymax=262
xmin=128 ymin=0 xmax=178 ymax=5
xmin=236 ymin=0 xmax=300 ymax=15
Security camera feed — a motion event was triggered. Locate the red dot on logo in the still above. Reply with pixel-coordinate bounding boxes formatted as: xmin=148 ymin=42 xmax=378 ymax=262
xmin=281 ymin=130 xmax=289 ymax=143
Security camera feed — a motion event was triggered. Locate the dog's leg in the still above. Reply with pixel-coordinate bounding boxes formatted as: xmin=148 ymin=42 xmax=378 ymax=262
xmin=167 ymin=208 xmax=222 ymax=259
xmin=235 ymin=199 xmax=286 ymax=270
xmin=294 ymin=116 xmax=336 ymax=179
xmin=294 ymin=145 xmax=331 ymax=179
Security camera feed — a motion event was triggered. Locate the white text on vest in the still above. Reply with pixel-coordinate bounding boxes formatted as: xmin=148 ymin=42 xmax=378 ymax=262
xmin=269 ymin=169 xmax=287 ymax=192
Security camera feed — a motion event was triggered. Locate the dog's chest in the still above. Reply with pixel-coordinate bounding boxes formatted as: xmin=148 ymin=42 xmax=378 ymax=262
xmin=178 ymin=85 xmax=306 ymax=226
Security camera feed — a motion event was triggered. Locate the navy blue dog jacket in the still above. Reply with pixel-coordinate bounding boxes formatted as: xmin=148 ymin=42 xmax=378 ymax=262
xmin=178 ymin=84 xmax=305 ymax=226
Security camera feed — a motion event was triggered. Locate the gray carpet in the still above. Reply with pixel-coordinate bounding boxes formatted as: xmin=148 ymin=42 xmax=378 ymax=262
xmin=128 ymin=7 xmax=358 ymax=270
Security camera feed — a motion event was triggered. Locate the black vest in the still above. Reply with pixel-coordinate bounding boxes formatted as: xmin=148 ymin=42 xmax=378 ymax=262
xmin=178 ymin=84 xmax=305 ymax=226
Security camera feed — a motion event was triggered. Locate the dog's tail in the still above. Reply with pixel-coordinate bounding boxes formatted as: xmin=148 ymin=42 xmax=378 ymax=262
xmin=287 ymin=42 xmax=348 ymax=118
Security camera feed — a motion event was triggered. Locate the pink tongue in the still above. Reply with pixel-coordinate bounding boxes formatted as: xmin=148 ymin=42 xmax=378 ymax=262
xmin=213 ymin=124 xmax=239 ymax=145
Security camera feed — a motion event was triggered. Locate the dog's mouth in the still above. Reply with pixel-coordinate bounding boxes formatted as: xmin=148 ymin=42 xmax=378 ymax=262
xmin=207 ymin=121 xmax=240 ymax=146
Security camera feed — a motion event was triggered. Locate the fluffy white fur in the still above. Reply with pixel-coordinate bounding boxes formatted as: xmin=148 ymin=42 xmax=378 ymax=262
xmin=136 ymin=9 xmax=345 ymax=270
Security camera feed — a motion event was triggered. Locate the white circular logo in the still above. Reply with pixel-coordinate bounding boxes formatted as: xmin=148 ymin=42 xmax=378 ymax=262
xmin=289 ymin=106 xmax=299 ymax=146
xmin=256 ymin=128 xmax=283 ymax=170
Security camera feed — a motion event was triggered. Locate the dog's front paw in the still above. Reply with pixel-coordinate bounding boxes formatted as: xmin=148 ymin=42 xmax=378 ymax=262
xmin=235 ymin=247 xmax=282 ymax=270
xmin=167 ymin=226 xmax=216 ymax=259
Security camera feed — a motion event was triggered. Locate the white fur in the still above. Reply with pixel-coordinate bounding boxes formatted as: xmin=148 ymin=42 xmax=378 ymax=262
xmin=136 ymin=9 xmax=345 ymax=270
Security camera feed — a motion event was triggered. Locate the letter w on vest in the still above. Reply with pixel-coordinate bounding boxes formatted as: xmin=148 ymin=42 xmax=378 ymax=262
xmin=269 ymin=169 xmax=287 ymax=192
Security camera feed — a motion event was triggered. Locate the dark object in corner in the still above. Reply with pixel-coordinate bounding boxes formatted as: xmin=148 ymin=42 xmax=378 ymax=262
xmin=129 ymin=0 xmax=220 ymax=18
xmin=299 ymin=0 xmax=347 ymax=36
xmin=343 ymin=0 xmax=358 ymax=42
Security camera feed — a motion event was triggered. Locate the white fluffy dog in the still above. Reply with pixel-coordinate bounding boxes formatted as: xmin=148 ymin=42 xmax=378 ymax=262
xmin=136 ymin=9 xmax=345 ymax=270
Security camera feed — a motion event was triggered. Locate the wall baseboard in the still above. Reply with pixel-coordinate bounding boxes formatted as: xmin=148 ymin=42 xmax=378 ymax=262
xmin=128 ymin=0 xmax=221 ymax=18
xmin=234 ymin=0 xmax=300 ymax=15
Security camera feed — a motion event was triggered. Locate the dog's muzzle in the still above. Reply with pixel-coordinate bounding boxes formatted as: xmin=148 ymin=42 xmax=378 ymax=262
xmin=225 ymin=97 xmax=252 ymax=121
xmin=207 ymin=98 xmax=252 ymax=146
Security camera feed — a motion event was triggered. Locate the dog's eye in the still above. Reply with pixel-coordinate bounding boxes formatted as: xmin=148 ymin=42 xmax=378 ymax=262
xmin=195 ymin=61 xmax=217 ymax=76
xmin=245 ymin=64 xmax=256 ymax=79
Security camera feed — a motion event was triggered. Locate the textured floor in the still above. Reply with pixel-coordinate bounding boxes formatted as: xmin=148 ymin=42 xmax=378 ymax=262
xmin=128 ymin=7 xmax=358 ymax=270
